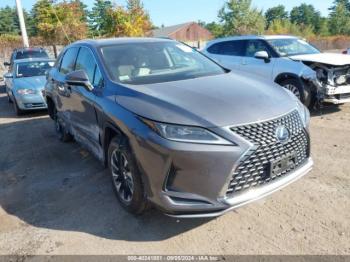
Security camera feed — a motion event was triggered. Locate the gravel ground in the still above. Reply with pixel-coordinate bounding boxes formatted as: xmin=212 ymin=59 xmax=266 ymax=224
xmin=0 ymin=84 xmax=349 ymax=255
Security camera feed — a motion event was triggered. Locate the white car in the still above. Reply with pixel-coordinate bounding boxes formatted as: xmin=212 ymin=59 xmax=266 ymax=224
xmin=202 ymin=35 xmax=350 ymax=107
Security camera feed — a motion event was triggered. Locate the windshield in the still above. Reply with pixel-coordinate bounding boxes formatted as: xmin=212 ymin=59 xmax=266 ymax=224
xmin=15 ymin=50 xmax=49 ymax=60
xmin=16 ymin=61 xmax=54 ymax=78
xmin=101 ymin=42 xmax=226 ymax=85
xmin=267 ymin=38 xmax=320 ymax=56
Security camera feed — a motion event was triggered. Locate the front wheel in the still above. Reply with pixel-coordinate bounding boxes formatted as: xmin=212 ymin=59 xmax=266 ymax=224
xmin=281 ymin=78 xmax=314 ymax=109
xmin=13 ymin=98 xmax=23 ymax=116
xmin=108 ymin=137 xmax=147 ymax=215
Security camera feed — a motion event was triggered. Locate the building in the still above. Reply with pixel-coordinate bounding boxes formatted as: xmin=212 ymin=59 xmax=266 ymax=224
xmin=151 ymin=22 xmax=213 ymax=48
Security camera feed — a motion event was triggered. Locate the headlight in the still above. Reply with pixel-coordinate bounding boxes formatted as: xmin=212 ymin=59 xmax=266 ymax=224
xmin=17 ymin=89 xmax=36 ymax=95
xmin=142 ymin=119 xmax=234 ymax=145
xmin=296 ymin=100 xmax=310 ymax=128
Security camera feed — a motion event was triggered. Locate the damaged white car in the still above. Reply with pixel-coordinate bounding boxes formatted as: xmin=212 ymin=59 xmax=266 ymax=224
xmin=203 ymin=35 xmax=350 ymax=108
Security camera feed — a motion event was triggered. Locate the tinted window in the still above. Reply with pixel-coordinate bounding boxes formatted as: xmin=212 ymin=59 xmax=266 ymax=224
xmin=15 ymin=50 xmax=49 ymax=60
xmin=60 ymin=47 xmax=79 ymax=75
xmin=207 ymin=40 xmax=246 ymax=56
xmin=245 ymin=40 xmax=270 ymax=57
xmin=93 ymin=66 xmax=103 ymax=88
xmin=101 ymin=42 xmax=225 ymax=85
xmin=75 ymin=47 xmax=96 ymax=82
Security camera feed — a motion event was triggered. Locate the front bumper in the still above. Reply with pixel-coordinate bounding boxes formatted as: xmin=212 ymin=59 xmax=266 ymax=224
xmin=129 ymin=112 xmax=312 ymax=218
xmin=15 ymin=93 xmax=47 ymax=110
xmin=323 ymin=84 xmax=350 ymax=104
xmin=166 ymin=158 xmax=313 ymax=218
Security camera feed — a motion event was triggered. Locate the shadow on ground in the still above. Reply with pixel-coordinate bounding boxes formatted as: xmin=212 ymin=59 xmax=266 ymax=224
xmin=0 ymin=85 xmax=211 ymax=241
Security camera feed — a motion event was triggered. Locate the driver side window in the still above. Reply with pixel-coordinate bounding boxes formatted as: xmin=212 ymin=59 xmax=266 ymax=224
xmin=245 ymin=40 xmax=270 ymax=57
xmin=75 ymin=47 xmax=104 ymax=88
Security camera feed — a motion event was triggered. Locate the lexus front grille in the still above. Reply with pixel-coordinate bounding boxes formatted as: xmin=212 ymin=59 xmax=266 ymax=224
xmin=226 ymin=110 xmax=310 ymax=195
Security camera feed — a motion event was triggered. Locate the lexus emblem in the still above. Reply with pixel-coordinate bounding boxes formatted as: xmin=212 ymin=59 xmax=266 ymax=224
xmin=275 ymin=126 xmax=290 ymax=143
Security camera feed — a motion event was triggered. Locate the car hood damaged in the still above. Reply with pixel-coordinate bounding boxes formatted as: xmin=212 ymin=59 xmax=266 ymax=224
xmin=115 ymin=73 xmax=297 ymax=128
xmin=289 ymin=53 xmax=350 ymax=66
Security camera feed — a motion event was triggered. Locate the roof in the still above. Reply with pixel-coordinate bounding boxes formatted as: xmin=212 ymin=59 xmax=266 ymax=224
xmin=207 ymin=35 xmax=299 ymax=45
xmin=13 ymin=58 xmax=55 ymax=64
xmin=74 ymin=37 xmax=174 ymax=48
xmin=151 ymin=22 xmax=194 ymax=37
xmin=14 ymin=47 xmax=46 ymax=52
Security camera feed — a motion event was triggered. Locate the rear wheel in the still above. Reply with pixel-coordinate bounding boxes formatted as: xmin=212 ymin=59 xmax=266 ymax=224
xmin=108 ymin=137 xmax=147 ymax=215
xmin=281 ymin=78 xmax=314 ymax=109
xmin=53 ymin=107 xmax=73 ymax=142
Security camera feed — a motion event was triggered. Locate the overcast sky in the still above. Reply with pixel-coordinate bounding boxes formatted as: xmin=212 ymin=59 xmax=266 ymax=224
xmin=0 ymin=0 xmax=333 ymax=27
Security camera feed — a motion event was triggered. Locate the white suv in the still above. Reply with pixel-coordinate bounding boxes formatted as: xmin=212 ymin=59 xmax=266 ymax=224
xmin=202 ymin=35 xmax=350 ymax=108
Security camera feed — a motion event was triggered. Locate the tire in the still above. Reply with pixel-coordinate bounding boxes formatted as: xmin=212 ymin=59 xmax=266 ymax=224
xmin=13 ymin=98 xmax=23 ymax=116
xmin=108 ymin=137 xmax=147 ymax=215
xmin=7 ymin=92 xmax=12 ymax=103
xmin=53 ymin=107 xmax=73 ymax=142
xmin=281 ymin=78 xmax=314 ymax=109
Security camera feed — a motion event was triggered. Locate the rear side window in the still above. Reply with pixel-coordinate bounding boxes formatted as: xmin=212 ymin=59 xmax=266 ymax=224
xmin=207 ymin=40 xmax=246 ymax=56
xmin=59 ymin=47 xmax=79 ymax=75
xmin=75 ymin=47 xmax=96 ymax=82
xmin=15 ymin=50 xmax=49 ymax=60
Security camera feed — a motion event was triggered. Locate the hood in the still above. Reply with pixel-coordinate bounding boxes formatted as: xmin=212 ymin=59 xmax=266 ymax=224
xmin=289 ymin=53 xmax=350 ymax=66
xmin=13 ymin=76 xmax=47 ymax=90
xmin=115 ymin=73 xmax=298 ymax=128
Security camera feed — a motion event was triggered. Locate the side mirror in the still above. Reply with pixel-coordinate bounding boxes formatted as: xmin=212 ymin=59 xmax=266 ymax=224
xmin=65 ymin=70 xmax=93 ymax=92
xmin=254 ymin=51 xmax=270 ymax=63
xmin=3 ymin=62 xmax=10 ymax=67
xmin=4 ymin=73 xmax=13 ymax=79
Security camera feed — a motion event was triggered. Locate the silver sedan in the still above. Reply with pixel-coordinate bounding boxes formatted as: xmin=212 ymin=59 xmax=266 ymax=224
xmin=4 ymin=58 xmax=55 ymax=115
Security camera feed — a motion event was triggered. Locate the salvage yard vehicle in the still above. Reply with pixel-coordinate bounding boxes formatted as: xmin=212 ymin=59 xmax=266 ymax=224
xmin=45 ymin=38 xmax=313 ymax=217
xmin=202 ymin=35 xmax=350 ymax=107
xmin=4 ymin=58 xmax=54 ymax=115
xmin=3 ymin=47 xmax=49 ymax=71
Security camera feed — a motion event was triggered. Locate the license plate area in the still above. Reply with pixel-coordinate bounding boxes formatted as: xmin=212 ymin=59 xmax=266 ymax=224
xmin=270 ymin=154 xmax=296 ymax=178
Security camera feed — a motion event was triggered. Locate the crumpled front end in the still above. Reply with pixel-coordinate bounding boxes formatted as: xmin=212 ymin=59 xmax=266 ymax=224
xmin=308 ymin=63 xmax=350 ymax=104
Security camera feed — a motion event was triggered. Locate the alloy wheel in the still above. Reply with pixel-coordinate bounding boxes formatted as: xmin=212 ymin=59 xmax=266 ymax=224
xmin=111 ymin=149 xmax=134 ymax=204
xmin=284 ymin=84 xmax=301 ymax=100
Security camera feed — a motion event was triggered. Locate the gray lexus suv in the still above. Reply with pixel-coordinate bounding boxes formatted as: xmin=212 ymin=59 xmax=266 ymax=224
xmin=45 ymin=38 xmax=313 ymax=218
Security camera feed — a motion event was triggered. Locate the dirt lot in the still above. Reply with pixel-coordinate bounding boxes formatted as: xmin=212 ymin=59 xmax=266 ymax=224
xmin=0 ymin=84 xmax=349 ymax=255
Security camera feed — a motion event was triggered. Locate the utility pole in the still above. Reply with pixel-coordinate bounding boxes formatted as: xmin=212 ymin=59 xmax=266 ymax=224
xmin=15 ymin=0 xmax=29 ymax=47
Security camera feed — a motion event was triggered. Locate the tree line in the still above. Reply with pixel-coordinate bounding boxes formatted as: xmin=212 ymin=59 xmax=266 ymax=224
xmin=1 ymin=0 xmax=350 ymax=44
xmin=0 ymin=0 xmax=152 ymax=44
xmin=201 ymin=0 xmax=350 ymax=38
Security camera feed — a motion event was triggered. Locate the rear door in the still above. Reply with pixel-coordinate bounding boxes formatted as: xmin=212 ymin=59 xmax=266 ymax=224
xmin=206 ymin=40 xmax=246 ymax=70
xmin=239 ymin=40 xmax=276 ymax=80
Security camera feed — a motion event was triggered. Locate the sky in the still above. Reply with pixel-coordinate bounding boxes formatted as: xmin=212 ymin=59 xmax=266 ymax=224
xmin=1 ymin=0 xmax=334 ymax=27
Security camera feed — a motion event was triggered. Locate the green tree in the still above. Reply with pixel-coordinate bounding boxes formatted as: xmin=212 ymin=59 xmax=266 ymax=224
xmin=0 ymin=6 xmax=19 ymax=35
xmin=88 ymin=0 xmax=113 ymax=37
xmin=205 ymin=22 xmax=224 ymax=38
xmin=266 ymin=19 xmax=315 ymax=38
xmin=329 ymin=1 xmax=350 ymax=35
xmin=31 ymin=0 xmax=87 ymax=54
xmin=265 ymin=5 xmax=288 ymax=28
xmin=290 ymin=4 xmax=322 ymax=34
xmin=329 ymin=0 xmax=350 ymax=11
xmin=218 ymin=0 xmax=266 ymax=36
